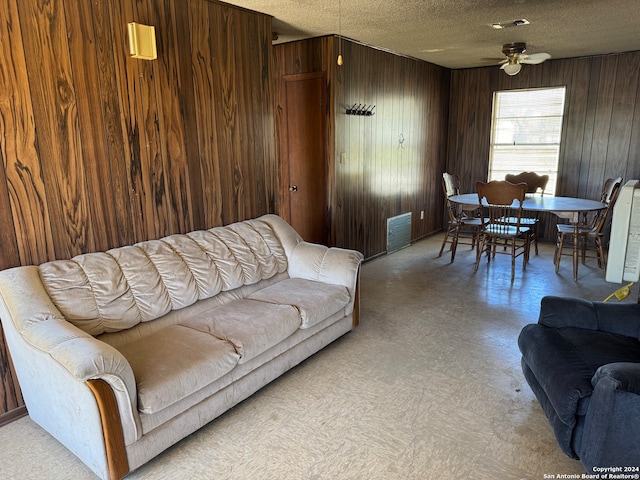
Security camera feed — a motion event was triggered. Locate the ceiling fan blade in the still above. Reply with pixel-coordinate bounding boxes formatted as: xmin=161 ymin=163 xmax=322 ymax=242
xmin=477 ymin=57 xmax=508 ymax=65
xmin=520 ymin=52 xmax=551 ymax=64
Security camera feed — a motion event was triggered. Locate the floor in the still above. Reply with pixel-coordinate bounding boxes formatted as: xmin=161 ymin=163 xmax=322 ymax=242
xmin=0 ymin=234 xmax=633 ymax=480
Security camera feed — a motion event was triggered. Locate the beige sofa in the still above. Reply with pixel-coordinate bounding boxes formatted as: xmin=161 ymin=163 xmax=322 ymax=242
xmin=0 ymin=214 xmax=363 ymax=480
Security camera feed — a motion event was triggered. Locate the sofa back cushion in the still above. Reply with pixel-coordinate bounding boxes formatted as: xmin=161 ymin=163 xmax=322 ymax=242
xmin=38 ymin=218 xmax=288 ymax=335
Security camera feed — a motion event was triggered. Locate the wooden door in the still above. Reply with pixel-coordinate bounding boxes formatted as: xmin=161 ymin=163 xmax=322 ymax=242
xmin=283 ymin=72 xmax=327 ymax=244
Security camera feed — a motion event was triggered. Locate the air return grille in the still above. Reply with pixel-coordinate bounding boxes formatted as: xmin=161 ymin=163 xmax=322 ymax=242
xmin=387 ymin=212 xmax=411 ymax=253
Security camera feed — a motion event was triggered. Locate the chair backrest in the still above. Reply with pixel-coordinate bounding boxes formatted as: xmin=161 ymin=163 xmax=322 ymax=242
xmin=590 ymin=177 xmax=623 ymax=233
xmin=600 ymin=176 xmax=624 ymax=204
xmin=442 ymin=172 xmax=461 ymax=197
xmin=442 ymin=173 xmax=462 ymax=222
xmin=505 ymin=172 xmax=549 ymax=194
xmin=476 ymin=180 xmax=528 ymax=233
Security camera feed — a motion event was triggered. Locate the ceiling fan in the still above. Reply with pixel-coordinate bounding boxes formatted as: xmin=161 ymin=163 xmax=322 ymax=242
xmin=499 ymin=42 xmax=551 ymax=75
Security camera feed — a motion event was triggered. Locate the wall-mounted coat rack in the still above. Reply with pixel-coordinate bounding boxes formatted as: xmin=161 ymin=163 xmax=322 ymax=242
xmin=346 ymin=103 xmax=375 ymax=116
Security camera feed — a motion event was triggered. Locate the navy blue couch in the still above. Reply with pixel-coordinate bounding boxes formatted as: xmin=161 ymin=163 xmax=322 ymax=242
xmin=518 ymin=296 xmax=640 ymax=472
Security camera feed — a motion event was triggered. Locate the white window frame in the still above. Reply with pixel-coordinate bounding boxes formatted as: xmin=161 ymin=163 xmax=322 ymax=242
xmin=488 ymin=86 xmax=567 ymax=195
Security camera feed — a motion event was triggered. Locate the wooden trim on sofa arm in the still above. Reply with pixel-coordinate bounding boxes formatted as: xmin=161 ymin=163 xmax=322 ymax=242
xmin=0 ymin=405 xmax=27 ymax=427
xmin=86 ymin=379 xmax=130 ymax=480
xmin=352 ymin=268 xmax=361 ymax=328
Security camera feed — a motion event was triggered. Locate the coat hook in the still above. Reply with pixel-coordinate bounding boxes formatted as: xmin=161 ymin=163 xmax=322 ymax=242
xmin=345 ymin=103 xmax=376 ymax=116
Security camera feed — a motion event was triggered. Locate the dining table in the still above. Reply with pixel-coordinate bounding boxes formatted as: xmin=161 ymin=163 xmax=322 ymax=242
xmin=448 ymin=193 xmax=608 ymax=281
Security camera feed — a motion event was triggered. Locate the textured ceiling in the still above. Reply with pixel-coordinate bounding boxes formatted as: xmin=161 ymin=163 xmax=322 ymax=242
xmin=222 ymin=0 xmax=640 ymax=69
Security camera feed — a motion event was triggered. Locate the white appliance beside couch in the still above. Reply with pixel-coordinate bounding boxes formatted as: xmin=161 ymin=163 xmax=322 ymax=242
xmin=0 ymin=214 xmax=363 ymax=480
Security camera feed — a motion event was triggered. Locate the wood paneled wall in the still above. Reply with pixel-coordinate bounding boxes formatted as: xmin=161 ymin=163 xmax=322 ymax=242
xmin=448 ymin=51 xmax=640 ymax=240
xmin=274 ymin=37 xmax=451 ymax=259
xmin=0 ymin=0 xmax=275 ymax=420
xmin=335 ymin=41 xmax=450 ymax=258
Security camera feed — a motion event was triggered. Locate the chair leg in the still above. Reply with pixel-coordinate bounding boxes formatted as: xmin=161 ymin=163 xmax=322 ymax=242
xmin=450 ymin=225 xmax=460 ymax=263
xmin=595 ymin=236 xmax=606 ymax=271
xmin=511 ymin=238 xmax=516 ymax=281
xmin=487 ymin=237 xmax=495 ymax=264
xmin=438 ymin=224 xmax=452 ymax=258
xmin=555 ymin=231 xmax=564 ymax=273
xmin=474 ymin=235 xmax=486 ymax=272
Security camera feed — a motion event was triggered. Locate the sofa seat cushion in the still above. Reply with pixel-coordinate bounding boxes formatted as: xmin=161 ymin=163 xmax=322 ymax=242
xmin=118 ymin=324 xmax=240 ymax=414
xmin=518 ymin=325 xmax=640 ymax=426
xmin=179 ymin=299 xmax=300 ymax=364
xmin=248 ymin=278 xmax=350 ymax=329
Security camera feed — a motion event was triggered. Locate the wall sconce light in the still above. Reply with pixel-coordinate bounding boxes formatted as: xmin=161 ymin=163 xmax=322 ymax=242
xmin=128 ymin=22 xmax=157 ymax=60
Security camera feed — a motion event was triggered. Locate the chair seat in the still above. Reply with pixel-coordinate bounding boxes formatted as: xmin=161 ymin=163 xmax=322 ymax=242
xmin=502 ymin=216 xmax=538 ymax=226
xmin=484 ymin=224 xmax=530 ymax=237
xmin=556 ymin=223 xmax=595 ymax=235
xmin=455 ymin=217 xmax=483 ymax=227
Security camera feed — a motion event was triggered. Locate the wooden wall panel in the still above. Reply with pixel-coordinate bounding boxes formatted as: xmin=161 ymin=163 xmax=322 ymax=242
xmin=448 ymin=51 xmax=640 ymax=241
xmin=0 ymin=0 xmax=53 ymax=269
xmin=0 ymin=0 xmax=275 ymax=420
xmin=19 ymin=0 xmax=96 ymax=259
xmin=274 ymin=38 xmax=450 ymax=259
xmin=190 ymin=0 xmax=223 ymax=227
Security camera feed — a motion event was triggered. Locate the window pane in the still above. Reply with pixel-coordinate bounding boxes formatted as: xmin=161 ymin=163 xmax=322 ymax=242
xmin=489 ymin=87 xmax=566 ymax=196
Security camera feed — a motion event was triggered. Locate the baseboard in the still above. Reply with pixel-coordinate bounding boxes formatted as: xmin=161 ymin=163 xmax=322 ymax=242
xmin=0 ymin=406 xmax=28 ymax=427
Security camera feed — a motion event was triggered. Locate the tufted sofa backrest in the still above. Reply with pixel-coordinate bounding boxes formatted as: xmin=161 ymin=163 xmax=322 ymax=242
xmin=38 ymin=218 xmax=288 ymax=336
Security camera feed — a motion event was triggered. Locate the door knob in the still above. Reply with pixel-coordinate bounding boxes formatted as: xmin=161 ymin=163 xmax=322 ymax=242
xmin=288 ymin=185 xmax=298 ymax=192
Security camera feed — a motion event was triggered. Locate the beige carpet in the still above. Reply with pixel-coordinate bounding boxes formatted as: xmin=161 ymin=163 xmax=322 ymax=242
xmin=0 ymin=234 xmax=632 ymax=480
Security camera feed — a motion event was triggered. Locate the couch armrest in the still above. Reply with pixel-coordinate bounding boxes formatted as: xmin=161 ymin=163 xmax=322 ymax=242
xmin=580 ymin=362 xmax=640 ymax=472
xmin=538 ymin=296 xmax=640 ymax=338
xmin=593 ymin=362 xmax=640 ymax=396
xmin=289 ymin=242 xmax=363 ymax=287
xmin=0 ymin=266 xmax=140 ymax=446
xmin=288 ymin=242 xmax=363 ymax=315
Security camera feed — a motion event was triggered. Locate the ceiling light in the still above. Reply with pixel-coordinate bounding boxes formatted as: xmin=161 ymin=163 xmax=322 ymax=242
xmin=503 ymin=62 xmax=522 ymax=75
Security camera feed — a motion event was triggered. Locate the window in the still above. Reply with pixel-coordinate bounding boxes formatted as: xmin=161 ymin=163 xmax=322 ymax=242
xmin=488 ymin=87 xmax=566 ymax=195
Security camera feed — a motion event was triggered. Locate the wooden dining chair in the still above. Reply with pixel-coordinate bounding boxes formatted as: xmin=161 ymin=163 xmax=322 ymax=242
xmin=504 ymin=172 xmax=549 ymax=255
xmin=554 ymin=176 xmax=623 ymax=275
xmin=438 ymin=172 xmax=483 ymax=262
xmin=578 ymin=176 xmax=623 ymax=228
xmin=474 ymin=180 xmax=531 ymax=281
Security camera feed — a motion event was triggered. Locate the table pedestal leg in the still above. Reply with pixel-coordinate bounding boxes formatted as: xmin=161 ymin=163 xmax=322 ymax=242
xmin=572 ymin=221 xmax=579 ymax=281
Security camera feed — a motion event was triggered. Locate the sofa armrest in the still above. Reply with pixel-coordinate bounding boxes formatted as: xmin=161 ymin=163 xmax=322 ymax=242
xmin=0 ymin=266 xmax=140 ymax=446
xmin=538 ymin=296 xmax=640 ymax=338
xmin=593 ymin=362 xmax=640 ymax=396
xmin=580 ymin=362 xmax=640 ymax=472
xmin=288 ymin=242 xmax=363 ymax=315
xmin=289 ymin=242 xmax=363 ymax=287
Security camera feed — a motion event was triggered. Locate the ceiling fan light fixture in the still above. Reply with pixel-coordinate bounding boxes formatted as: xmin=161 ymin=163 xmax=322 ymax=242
xmin=503 ymin=62 xmax=522 ymax=75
